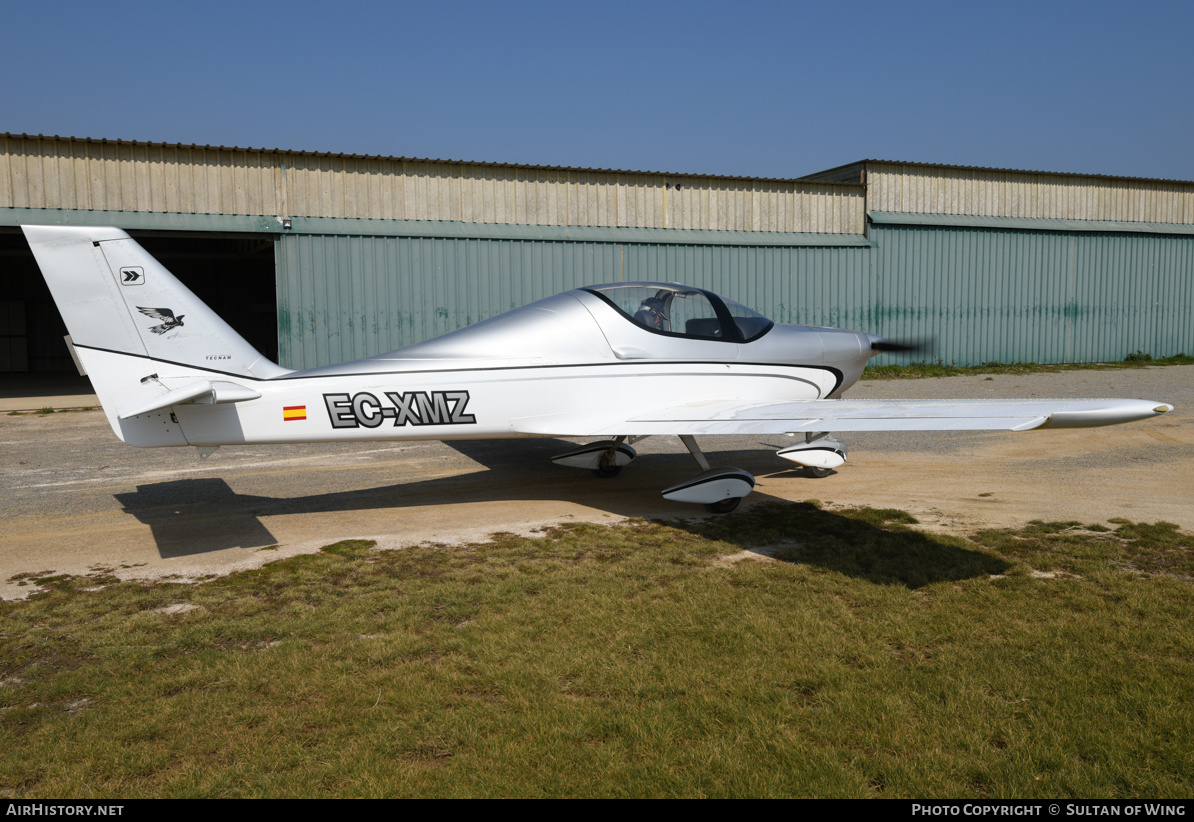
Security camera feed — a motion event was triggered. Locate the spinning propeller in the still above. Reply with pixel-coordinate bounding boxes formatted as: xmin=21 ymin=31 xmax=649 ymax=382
xmin=867 ymin=335 xmax=933 ymax=355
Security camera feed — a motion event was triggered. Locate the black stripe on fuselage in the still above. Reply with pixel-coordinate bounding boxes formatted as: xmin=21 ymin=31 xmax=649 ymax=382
xmin=70 ymin=343 xmax=847 ymax=397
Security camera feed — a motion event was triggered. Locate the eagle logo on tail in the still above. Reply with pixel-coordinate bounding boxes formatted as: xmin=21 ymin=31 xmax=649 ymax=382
xmin=137 ymin=307 xmax=185 ymax=335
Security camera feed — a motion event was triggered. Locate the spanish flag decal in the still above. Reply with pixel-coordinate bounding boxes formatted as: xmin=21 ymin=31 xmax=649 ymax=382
xmin=283 ymin=405 xmax=307 ymax=422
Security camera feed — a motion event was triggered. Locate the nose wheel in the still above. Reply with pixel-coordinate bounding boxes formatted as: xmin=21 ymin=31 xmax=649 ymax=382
xmin=777 ymin=433 xmax=846 ymax=479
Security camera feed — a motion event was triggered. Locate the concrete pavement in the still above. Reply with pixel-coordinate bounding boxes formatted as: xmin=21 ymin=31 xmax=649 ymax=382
xmin=3 ymin=366 xmax=1189 ymax=600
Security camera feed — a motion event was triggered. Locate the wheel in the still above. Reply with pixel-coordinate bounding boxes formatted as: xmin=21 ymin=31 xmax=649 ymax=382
xmin=592 ymin=461 xmax=622 ymax=478
xmin=803 ymin=466 xmax=832 ymax=479
xmin=705 ymin=497 xmax=741 ymax=514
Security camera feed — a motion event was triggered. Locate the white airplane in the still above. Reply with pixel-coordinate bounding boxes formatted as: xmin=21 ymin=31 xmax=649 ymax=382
xmin=23 ymin=225 xmax=1174 ymax=513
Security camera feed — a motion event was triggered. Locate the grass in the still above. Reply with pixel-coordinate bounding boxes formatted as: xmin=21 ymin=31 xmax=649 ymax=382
xmin=863 ymin=353 xmax=1194 ymax=380
xmin=1 ymin=503 xmax=1191 ymax=798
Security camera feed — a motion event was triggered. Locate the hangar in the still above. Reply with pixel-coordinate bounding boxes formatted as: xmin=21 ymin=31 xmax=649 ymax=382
xmin=2 ymin=133 xmax=1192 ymax=381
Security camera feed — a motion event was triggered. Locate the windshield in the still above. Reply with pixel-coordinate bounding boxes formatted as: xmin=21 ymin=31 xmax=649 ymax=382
xmin=585 ymin=283 xmax=773 ymax=343
xmin=721 ymin=296 xmax=773 ymax=341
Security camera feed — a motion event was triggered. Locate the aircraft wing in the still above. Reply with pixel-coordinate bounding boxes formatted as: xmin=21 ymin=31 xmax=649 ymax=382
xmin=513 ymin=398 xmax=1172 ymax=437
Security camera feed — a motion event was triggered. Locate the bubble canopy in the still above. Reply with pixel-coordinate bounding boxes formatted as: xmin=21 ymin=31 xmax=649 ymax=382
xmin=583 ymin=283 xmax=774 ymax=343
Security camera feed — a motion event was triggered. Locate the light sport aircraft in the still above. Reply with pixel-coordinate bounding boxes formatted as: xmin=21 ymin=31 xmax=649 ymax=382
xmin=24 ymin=225 xmax=1174 ymax=513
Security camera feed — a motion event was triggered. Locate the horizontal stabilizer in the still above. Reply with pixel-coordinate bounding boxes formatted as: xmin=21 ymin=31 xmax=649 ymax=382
xmin=118 ymin=379 xmax=262 ymax=419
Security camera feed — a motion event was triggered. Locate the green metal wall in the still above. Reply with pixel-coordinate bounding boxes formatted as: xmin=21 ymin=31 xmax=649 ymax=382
xmin=276 ymin=235 xmax=626 ymax=369
xmin=622 ymin=244 xmax=876 ymax=331
xmin=869 ymin=223 xmax=1194 ymax=365
xmin=275 ymin=223 xmax=1193 ymax=370
xmin=275 ymin=233 xmax=873 ymax=369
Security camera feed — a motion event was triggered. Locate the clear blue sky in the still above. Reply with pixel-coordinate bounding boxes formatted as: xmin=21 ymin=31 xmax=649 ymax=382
xmin=6 ymin=0 xmax=1192 ymax=181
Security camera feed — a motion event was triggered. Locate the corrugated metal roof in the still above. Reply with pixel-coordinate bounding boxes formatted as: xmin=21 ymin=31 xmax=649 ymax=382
xmin=804 ymin=158 xmax=1194 ymax=187
xmin=12 ymin=135 xmax=1190 ymax=191
xmin=1 ymin=132 xmax=860 ymax=186
xmin=865 ymin=164 xmax=1194 ymax=224
xmin=2 ymin=134 xmax=866 ymax=233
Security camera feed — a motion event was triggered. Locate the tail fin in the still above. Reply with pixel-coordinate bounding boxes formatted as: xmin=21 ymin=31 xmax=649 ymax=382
xmin=23 ymin=225 xmax=289 ymax=445
xmin=22 ymin=225 xmax=287 ymax=380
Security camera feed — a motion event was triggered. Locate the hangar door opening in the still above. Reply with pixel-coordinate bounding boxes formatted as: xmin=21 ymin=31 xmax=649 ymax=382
xmin=0 ymin=228 xmax=278 ymax=380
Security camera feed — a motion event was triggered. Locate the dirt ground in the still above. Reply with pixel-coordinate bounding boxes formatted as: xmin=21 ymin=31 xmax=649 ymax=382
xmin=2 ymin=366 xmax=1191 ymax=599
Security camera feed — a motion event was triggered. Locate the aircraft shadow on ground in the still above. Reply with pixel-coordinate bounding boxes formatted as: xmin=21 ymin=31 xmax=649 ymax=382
xmin=112 ymin=438 xmax=793 ymax=557
xmin=113 ymin=437 xmax=1006 ymax=586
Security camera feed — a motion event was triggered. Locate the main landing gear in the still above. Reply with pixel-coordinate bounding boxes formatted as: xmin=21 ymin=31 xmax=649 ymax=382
xmin=553 ymin=435 xmax=755 ymax=513
xmin=554 ymin=432 xmax=845 ymax=515
xmin=551 ymin=437 xmax=637 ymax=477
xmin=660 ymin=436 xmax=755 ymax=514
